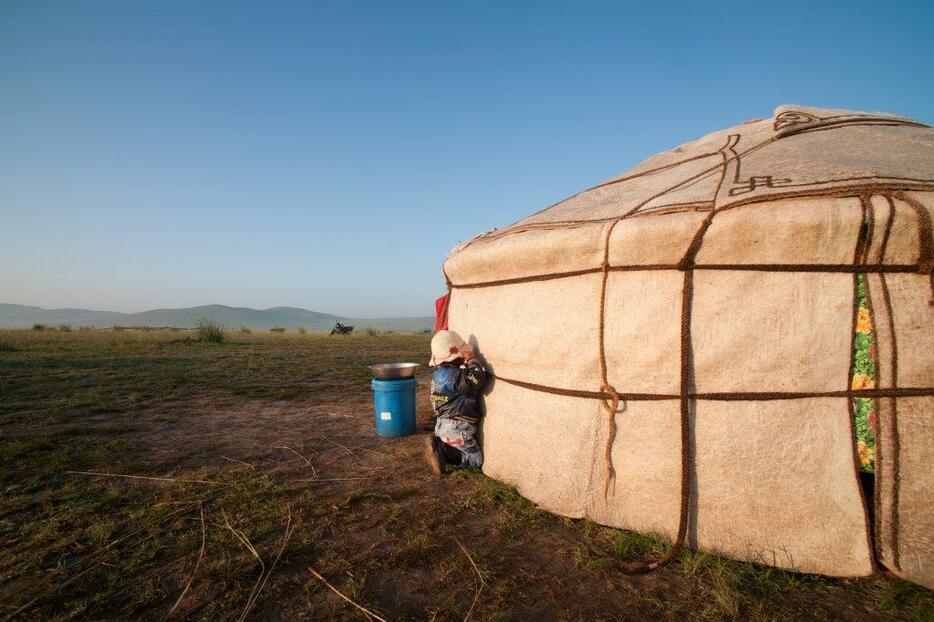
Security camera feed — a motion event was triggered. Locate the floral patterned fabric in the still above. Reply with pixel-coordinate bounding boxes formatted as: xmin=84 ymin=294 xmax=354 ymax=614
xmin=851 ymin=275 xmax=876 ymax=472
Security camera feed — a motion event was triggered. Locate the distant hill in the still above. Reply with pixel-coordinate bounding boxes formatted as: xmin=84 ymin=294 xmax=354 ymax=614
xmin=0 ymin=303 xmax=433 ymax=332
xmin=0 ymin=304 xmax=125 ymax=326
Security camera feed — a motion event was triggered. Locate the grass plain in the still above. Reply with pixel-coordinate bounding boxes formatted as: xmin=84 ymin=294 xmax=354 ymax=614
xmin=0 ymin=329 xmax=932 ymax=620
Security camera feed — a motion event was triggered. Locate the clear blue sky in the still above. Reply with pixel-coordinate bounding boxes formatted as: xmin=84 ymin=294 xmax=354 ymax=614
xmin=2 ymin=1 xmax=932 ymax=317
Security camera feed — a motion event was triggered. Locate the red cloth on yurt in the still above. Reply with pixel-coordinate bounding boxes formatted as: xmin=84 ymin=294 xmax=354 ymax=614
xmin=434 ymin=294 xmax=449 ymax=332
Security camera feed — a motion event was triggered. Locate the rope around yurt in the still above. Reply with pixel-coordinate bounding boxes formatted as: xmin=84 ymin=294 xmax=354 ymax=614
xmin=443 ymin=169 xmax=934 ymax=575
xmin=587 ymin=137 xmax=741 ymax=572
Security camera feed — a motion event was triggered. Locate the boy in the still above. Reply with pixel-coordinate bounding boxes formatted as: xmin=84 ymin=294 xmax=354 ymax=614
xmin=423 ymin=330 xmax=489 ymax=476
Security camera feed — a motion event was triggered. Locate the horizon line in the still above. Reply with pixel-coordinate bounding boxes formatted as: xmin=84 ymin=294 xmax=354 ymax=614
xmin=0 ymin=301 xmax=434 ymax=320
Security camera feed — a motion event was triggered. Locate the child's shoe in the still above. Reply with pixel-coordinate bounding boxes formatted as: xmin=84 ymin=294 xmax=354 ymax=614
xmin=423 ymin=435 xmax=447 ymax=476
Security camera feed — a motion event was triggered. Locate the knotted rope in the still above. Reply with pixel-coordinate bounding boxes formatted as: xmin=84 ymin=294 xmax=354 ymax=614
xmin=597 ymin=219 xmax=624 ymax=497
xmin=599 ymin=382 xmax=621 ymax=497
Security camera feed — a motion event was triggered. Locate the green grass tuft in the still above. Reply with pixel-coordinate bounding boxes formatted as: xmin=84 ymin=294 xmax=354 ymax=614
xmin=269 ymin=326 xmax=285 ymax=333
xmin=195 ymin=317 xmax=226 ymax=343
xmin=609 ymin=530 xmax=670 ymax=562
xmin=32 ymin=323 xmax=46 ymax=331
xmin=876 ymin=579 xmax=934 ymax=621
xmin=393 ymin=532 xmax=441 ymax=565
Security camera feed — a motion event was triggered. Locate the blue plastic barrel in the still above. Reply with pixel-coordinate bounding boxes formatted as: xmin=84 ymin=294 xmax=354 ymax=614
xmin=371 ymin=377 xmax=417 ymax=437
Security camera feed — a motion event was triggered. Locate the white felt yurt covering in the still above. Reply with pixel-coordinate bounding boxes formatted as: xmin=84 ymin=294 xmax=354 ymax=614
xmin=442 ymin=105 xmax=934 ymax=586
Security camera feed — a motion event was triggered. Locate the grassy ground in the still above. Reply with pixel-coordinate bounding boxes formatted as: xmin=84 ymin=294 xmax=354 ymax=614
xmin=1 ymin=330 xmax=932 ymax=621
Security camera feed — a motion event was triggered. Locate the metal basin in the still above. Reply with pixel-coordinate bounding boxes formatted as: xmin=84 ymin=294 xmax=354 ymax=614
xmin=368 ymin=362 xmax=420 ymax=379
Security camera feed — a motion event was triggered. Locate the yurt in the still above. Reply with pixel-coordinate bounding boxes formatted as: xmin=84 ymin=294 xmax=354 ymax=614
xmin=441 ymin=105 xmax=933 ymax=587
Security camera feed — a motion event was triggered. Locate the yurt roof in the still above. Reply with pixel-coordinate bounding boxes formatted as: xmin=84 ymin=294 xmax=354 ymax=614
xmin=444 ymin=105 xmax=934 ymax=287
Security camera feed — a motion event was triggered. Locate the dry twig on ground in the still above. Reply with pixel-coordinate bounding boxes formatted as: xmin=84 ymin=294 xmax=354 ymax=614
xmin=221 ymin=510 xmax=265 ymax=621
xmin=456 ymin=538 xmax=487 ymax=622
xmin=167 ymin=501 xmax=206 ymax=618
xmin=323 ymin=438 xmax=356 ymax=458
xmin=307 ymin=568 xmax=388 ymax=622
xmin=222 ymin=507 xmax=295 ymax=622
xmin=246 ymin=507 xmax=295 ymax=620
xmin=66 ymin=470 xmax=230 ymax=486
xmin=324 ymin=438 xmax=391 ymax=459
xmin=294 ymin=477 xmax=371 ymax=483
xmin=221 ymin=456 xmax=256 ymax=470
xmin=278 ymin=446 xmax=317 ymax=478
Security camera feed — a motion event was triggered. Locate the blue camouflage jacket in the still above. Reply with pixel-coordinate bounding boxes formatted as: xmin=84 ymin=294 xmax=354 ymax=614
xmin=430 ymin=359 xmax=488 ymax=423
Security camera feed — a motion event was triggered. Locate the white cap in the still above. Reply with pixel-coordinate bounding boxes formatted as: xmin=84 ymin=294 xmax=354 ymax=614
xmin=430 ymin=330 xmax=466 ymax=366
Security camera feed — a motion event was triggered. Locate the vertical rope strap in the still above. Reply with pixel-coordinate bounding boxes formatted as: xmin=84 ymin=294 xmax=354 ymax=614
xmin=893 ymin=191 xmax=934 ymax=304
xmin=877 ymin=196 xmax=903 ymax=570
xmin=869 ymin=197 xmax=895 ymax=564
xmin=598 ymin=219 xmax=624 ymax=497
xmin=609 ymin=136 xmax=736 ymax=573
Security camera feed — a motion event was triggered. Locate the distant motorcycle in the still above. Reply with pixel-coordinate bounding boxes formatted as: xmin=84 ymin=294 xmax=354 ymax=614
xmin=330 ymin=322 xmax=354 ymax=336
